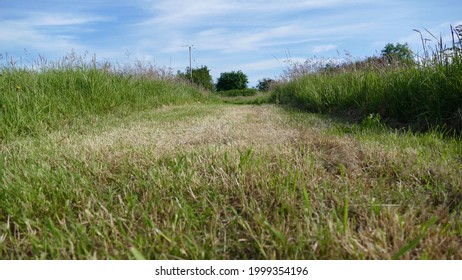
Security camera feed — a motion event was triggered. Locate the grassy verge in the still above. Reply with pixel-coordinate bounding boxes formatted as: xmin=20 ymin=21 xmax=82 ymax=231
xmin=1 ymin=103 xmax=461 ymax=259
xmin=272 ymin=28 xmax=462 ymax=131
xmin=0 ymin=66 xmax=217 ymax=141
xmin=273 ymin=63 xmax=462 ymax=130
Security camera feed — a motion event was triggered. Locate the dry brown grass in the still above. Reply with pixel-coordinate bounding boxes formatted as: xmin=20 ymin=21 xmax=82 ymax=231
xmin=53 ymin=105 xmax=297 ymax=161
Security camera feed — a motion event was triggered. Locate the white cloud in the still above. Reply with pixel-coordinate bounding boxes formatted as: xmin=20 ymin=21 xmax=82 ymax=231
xmin=311 ymin=44 xmax=338 ymax=54
xmin=0 ymin=11 xmax=111 ymax=55
xmin=133 ymin=0 xmax=374 ymax=52
xmin=140 ymin=0 xmax=369 ymax=24
xmin=238 ymin=58 xmax=288 ymax=72
xmin=0 ymin=21 xmax=78 ymax=50
xmin=31 ymin=13 xmax=111 ymax=26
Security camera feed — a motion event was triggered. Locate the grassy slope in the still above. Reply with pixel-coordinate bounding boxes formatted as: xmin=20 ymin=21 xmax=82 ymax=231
xmin=0 ymin=67 xmax=216 ymax=140
xmin=1 ymin=98 xmax=461 ymax=259
xmin=273 ymin=60 xmax=462 ymax=131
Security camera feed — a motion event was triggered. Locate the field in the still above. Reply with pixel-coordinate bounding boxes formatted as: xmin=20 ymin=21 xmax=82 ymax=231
xmin=1 ymin=58 xmax=462 ymax=259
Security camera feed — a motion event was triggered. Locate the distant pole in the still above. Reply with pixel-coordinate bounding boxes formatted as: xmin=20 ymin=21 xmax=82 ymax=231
xmin=188 ymin=45 xmax=193 ymax=80
xmin=182 ymin=44 xmax=194 ymax=80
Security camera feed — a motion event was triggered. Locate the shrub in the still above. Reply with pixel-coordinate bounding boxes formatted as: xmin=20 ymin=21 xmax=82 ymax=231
xmin=215 ymin=71 xmax=248 ymax=91
xmin=256 ymin=78 xmax=275 ymax=92
xmin=381 ymin=42 xmax=414 ymax=65
xmin=178 ymin=66 xmax=214 ymax=91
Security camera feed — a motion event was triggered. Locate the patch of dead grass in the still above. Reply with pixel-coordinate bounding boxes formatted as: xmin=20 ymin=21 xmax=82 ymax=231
xmin=58 ymin=105 xmax=298 ymax=161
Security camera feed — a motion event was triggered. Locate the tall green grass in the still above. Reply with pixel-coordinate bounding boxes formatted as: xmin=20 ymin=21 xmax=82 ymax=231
xmin=273 ymin=26 xmax=462 ymax=131
xmin=0 ymin=55 xmax=215 ymax=140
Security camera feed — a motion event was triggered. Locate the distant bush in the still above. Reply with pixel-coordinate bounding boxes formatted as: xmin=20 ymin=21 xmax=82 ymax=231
xmin=256 ymin=78 xmax=275 ymax=92
xmin=178 ymin=65 xmax=214 ymax=91
xmin=381 ymin=42 xmax=414 ymax=65
xmin=216 ymin=88 xmax=257 ymax=97
xmin=216 ymin=71 xmax=248 ymax=91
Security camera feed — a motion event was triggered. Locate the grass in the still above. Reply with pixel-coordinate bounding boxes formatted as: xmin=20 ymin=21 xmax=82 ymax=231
xmin=273 ymin=64 xmax=462 ymax=130
xmin=219 ymin=91 xmax=273 ymax=105
xmin=216 ymin=88 xmax=258 ymax=97
xmin=273 ymin=27 xmax=462 ymax=131
xmin=0 ymin=57 xmax=217 ymax=141
xmin=1 ymin=51 xmax=462 ymax=260
xmin=1 ymin=100 xmax=462 ymax=259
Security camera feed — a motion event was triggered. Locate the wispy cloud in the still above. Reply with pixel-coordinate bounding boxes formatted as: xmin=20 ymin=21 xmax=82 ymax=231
xmin=133 ymin=0 xmax=375 ymax=55
xmin=237 ymin=58 xmax=289 ymax=72
xmin=0 ymin=21 xmax=81 ymax=52
xmin=0 ymin=9 xmax=113 ymax=55
xmin=311 ymin=44 xmax=338 ymax=54
xmin=30 ymin=13 xmax=110 ymax=26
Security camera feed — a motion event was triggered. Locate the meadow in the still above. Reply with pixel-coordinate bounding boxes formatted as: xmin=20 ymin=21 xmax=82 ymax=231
xmin=1 ymin=48 xmax=461 ymax=259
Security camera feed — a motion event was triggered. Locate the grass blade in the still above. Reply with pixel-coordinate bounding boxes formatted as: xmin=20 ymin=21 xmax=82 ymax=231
xmin=392 ymin=216 xmax=438 ymax=260
xmin=129 ymin=247 xmax=146 ymax=260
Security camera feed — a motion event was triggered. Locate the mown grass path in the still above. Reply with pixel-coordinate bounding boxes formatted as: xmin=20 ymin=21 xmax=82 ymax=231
xmin=62 ymin=104 xmax=298 ymax=159
xmin=1 ymin=103 xmax=461 ymax=259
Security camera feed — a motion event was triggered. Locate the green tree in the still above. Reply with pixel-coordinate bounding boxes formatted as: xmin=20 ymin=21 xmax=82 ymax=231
xmin=178 ymin=66 xmax=214 ymax=91
xmin=381 ymin=43 xmax=414 ymax=64
xmin=256 ymin=78 xmax=275 ymax=92
xmin=215 ymin=71 xmax=248 ymax=91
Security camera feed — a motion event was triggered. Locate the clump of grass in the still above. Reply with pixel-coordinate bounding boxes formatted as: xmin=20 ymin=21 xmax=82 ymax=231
xmin=0 ymin=52 xmax=216 ymax=141
xmin=273 ymin=26 xmax=462 ymax=131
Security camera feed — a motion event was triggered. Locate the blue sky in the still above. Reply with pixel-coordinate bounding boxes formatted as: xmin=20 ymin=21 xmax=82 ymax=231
xmin=1 ymin=0 xmax=461 ymax=86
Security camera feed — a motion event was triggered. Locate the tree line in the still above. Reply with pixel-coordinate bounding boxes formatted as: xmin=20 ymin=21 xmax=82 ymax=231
xmin=177 ymin=67 xmax=274 ymax=93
